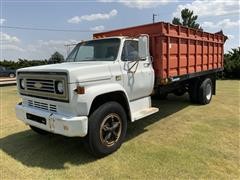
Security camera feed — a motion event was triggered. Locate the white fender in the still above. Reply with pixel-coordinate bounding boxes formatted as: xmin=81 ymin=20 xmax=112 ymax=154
xmin=71 ymin=82 xmax=131 ymax=117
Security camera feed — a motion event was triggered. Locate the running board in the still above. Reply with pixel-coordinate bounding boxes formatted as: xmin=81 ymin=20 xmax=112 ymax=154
xmin=132 ymin=107 xmax=159 ymax=121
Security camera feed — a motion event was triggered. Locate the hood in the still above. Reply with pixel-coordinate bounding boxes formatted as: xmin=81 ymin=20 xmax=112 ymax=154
xmin=17 ymin=62 xmax=113 ymax=83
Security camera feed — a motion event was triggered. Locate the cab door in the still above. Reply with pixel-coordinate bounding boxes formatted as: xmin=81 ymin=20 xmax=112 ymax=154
xmin=120 ymin=40 xmax=154 ymax=101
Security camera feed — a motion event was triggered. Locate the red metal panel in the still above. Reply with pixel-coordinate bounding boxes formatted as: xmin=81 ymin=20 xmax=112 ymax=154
xmin=93 ymin=22 xmax=226 ymax=83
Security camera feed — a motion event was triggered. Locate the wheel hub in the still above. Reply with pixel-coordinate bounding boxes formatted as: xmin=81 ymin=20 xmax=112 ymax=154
xmin=100 ymin=113 xmax=122 ymax=147
xmin=206 ymin=83 xmax=212 ymax=100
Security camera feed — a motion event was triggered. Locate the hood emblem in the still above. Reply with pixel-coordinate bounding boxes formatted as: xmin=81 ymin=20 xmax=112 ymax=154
xmin=34 ymin=82 xmax=42 ymax=89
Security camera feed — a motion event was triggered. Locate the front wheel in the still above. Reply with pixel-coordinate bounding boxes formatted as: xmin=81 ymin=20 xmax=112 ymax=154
xmin=85 ymin=102 xmax=127 ymax=157
xmin=9 ymin=73 xmax=15 ymax=78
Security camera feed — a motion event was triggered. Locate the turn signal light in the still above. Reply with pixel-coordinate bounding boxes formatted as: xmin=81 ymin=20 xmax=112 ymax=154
xmin=74 ymin=86 xmax=85 ymax=94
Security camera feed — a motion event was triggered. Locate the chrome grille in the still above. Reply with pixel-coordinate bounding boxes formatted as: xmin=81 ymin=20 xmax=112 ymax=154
xmin=27 ymin=100 xmax=57 ymax=112
xmin=18 ymin=72 xmax=69 ymax=102
xmin=26 ymin=79 xmax=55 ymax=93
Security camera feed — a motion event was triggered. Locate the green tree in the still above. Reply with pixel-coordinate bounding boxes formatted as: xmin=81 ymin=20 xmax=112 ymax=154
xmin=48 ymin=51 xmax=64 ymax=64
xmin=0 ymin=59 xmax=48 ymax=69
xmin=224 ymin=47 xmax=240 ymax=79
xmin=172 ymin=8 xmax=202 ymax=30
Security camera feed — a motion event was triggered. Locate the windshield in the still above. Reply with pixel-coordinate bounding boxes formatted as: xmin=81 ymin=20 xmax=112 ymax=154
xmin=66 ymin=38 xmax=120 ymax=62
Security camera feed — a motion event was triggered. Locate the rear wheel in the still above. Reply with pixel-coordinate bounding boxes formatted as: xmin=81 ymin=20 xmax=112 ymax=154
xmin=30 ymin=125 xmax=49 ymax=135
xmin=198 ymin=78 xmax=212 ymax=105
xmin=9 ymin=73 xmax=15 ymax=78
xmin=85 ymin=102 xmax=127 ymax=157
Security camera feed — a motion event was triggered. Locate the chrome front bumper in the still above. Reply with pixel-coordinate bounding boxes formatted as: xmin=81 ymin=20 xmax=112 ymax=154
xmin=15 ymin=103 xmax=88 ymax=137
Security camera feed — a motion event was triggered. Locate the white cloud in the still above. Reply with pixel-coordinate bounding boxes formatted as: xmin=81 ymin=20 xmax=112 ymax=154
xmin=0 ymin=32 xmax=20 ymax=43
xmin=98 ymin=0 xmax=114 ymax=2
xmin=90 ymin=25 xmax=105 ymax=31
xmin=1 ymin=44 xmax=25 ymax=52
xmin=226 ymin=34 xmax=234 ymax=40
xmin=68 ymin=9 xmax=117 ymax=24
xmin=118 ymin=0 xmax=171 ymax=9
xmin=37 ymin=39 xmax=78 ymax=46
xmin=0 ymin=18 xmax=6 ymax=25
xmin=1 ymin=38 xmax=80 ymax=59
xmin=0 ymin=32 xmax=24 ymax=53
xmin=98 ymin=0 xmax=172 ymax=9
xmin=202 ymin=19 xmax=240 ymax=29
xmin=173 ymin=0 xmax=240 ymax=17
xmin=24 ymin=39 xmax=80 ymax=58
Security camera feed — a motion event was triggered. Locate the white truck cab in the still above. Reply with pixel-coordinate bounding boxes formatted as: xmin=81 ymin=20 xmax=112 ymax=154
xmin=16 ymin=35 xmax=159 ymax=157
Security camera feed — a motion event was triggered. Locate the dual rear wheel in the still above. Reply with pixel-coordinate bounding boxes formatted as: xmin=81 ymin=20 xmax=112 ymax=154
xmin=155 ymin=77 xmax=213 ymax=105
xmin=189 ymin=78 xmax=213 ymax=105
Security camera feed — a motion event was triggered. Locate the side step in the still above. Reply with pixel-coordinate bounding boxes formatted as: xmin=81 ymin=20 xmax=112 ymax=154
xmin=132 ymin=107 xmax=159 ymax=121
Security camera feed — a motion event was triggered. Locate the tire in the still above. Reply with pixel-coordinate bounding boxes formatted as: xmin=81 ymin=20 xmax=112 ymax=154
xmin=85 ymin=101 xmax=127 ymax=157
xmin=188 ymin=80 xmax=200 ymax=103
xmin=198 ymin=78 xmax=212 ymax=105
xmin=30 ymin=125 xmax=49 ymax=135
xmin=173 ymin=88 xmax=186 ymax=96
xmin=9 ymin=73 xmax=15 ymax=78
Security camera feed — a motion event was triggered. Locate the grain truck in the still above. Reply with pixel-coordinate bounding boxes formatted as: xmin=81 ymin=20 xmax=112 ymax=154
xmin=15 ymin=22 xmax=226 ymax=157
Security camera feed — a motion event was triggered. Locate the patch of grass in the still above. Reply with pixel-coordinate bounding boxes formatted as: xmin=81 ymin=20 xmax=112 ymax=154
xmin=1 ymin=80 xmax=240 ymax=179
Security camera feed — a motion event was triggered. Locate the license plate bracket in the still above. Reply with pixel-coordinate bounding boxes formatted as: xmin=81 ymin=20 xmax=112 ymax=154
xmin=26 ymin=113 xmax=46 ymax=125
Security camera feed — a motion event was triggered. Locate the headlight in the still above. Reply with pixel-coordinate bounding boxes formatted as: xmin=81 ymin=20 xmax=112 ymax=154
xmin=20 ymin=79 xmax=25 ymax=89
xmin=56 ymin=81 xmax=64 ymax=94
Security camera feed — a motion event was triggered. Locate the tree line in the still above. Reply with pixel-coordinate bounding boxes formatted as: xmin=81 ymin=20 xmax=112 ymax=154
xmin=0 ymin=51 xmax=64 ymax=69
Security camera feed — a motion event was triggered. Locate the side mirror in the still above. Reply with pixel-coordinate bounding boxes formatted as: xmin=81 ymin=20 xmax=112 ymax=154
xmin=138 ymin=34 xmax=149 ymax=60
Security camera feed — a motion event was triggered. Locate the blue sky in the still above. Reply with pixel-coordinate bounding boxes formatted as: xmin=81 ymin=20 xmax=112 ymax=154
xmin=1 ymin=0 xmax=239 ymax=60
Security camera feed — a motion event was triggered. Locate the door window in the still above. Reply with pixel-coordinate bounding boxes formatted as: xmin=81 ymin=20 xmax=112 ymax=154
xmin=121 ymin=40 xmax=139 ymax=61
